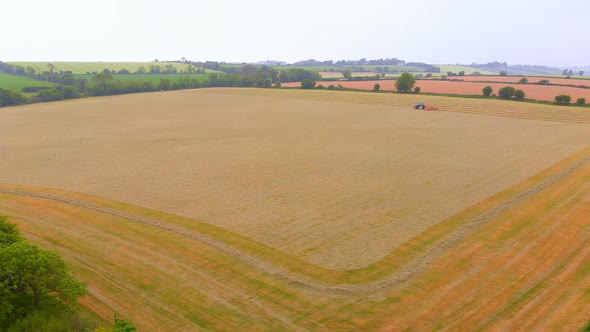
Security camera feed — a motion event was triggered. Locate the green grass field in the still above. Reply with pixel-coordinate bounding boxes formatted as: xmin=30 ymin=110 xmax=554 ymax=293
xmin=437 ymin=65 xmax=496 ymax=75
xmin=0 ymin=72 xmax=56 ymax=91
xmin=74 ymin=73 xmax=210 ymax=84
xmin=8 ymin=62 xmax=221 ymax=75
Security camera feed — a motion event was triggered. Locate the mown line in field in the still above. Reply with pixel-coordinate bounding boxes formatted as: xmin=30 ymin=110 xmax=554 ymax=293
xmin=2 ymin=152 xmax=589 ymax=296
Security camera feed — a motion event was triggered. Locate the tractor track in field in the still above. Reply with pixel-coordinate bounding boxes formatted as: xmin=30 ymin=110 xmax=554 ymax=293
xmin=1 ymin=154 xmax=589 ymax=296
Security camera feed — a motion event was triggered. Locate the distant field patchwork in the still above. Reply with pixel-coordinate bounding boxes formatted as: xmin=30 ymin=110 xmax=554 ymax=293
xmin=7 ymin=61 xmax=221 ymax=74
xmin=0 ymin=72 xmax=56 ymax=91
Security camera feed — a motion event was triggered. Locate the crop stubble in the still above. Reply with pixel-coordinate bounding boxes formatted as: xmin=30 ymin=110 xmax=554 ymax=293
xmin=1 ymin=88 xmax=590 ymax=270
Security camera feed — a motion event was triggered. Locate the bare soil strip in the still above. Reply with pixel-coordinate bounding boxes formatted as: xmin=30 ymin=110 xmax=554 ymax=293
xmin=2 ymin=151 xmax=588 ymax=296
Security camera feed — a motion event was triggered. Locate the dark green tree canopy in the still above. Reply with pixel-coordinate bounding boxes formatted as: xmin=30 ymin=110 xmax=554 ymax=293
xmin=498 ymin=86 xmax=516 ymax=99
xmin=0 ymin=215 xmax=21 ymax=247
xmin=301 ymin=79 xmax=316 ymax=89
xmin=395 ymin=73 xmax=416 ymax=93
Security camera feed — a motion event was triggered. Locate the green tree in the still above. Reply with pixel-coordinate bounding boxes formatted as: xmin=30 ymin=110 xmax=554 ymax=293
xmin=498 ymin=86 xmax=516 ymax=99
xmin=518 ymin=77 xmax=528 ymax=84
xmin=579 ymin=70 xmax=585 ymax=77
xmin=0 ymin=241 xmax=87 ymax=308
xmin=25 ymin=66 xmax=36 ymax=77
xmin=63 ymin=86 xmax=81 ymax=99
xmin=136 ymin=66 xmax=146 ymax=74
xmin=37 ymin=88 xmax=64 ymax=102
xmin=395 ymin=72 xmax=416 ymax=93
xmin=499 ymin=70 xmax=508 ymax=76
xmin=0 ymin=89 xmax=28 ymax=107
xmin=113 ymin=314 xmax=137 ymax=332
xmin=0 ymin=216 xmax=21 ymax=247
xmin=47 ymin=63 xmax=55 ymax=74
xmin=301 ymin=79 xmax=316 ymax=89
xmin=514 ymin=89 xmax=525 ymax=100
xmin=341 ymin=69 xmax=352 ymax=80
xmin=482 ymin=86 xmax=493 ymax=96
xmin=577 ymin=98 xmax=586 ymax=105
xmin=158 ymin=78 xmax=171 ymax=90
xmin=458 ymin=71 xmax=465 ymax=76
xmin=91 ymin=73 xmax=114 ymax=95
xmin=555 ymin=94 xmax=571 ymax=104
xmin=413 ymin=86 xmax=421 ymax=93
xmin=373 ymin=83 xmax=381 ymax=91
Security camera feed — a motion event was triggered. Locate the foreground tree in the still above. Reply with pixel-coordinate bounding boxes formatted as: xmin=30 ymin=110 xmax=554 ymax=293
xmin=395 ymin=72 xmax=416 ymax=93
xmin=0 ymin=215 xmax=21 ymax=247
xmin=0 ymin=241 xmax=87 ymax=308
xmin=482 ymin=86 xmax=493 ymax=96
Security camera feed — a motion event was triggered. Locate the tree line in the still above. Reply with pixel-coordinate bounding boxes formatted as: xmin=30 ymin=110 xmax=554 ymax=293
xmin=0 ymin=64 xmax=321 ymax=107
xmin=0 ymin=61 xmax=206 ymax=84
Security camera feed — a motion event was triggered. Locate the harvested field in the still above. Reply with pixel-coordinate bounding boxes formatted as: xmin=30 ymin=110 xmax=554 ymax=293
xmin=2 ymin=88 xmax=590 ymax=272
xmin=0 ymin=144 xmax=589 ymax=330
xmin=285 ymin=80 xmax=590 ymax=102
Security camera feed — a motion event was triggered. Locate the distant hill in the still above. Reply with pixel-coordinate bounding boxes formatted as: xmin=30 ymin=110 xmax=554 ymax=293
xmin=468 ymin=62 xmax=563 ymax=76
xmin=7 ymin=62 xmax=220 ymax=75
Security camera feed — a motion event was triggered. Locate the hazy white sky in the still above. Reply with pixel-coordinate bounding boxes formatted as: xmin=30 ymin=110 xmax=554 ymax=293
xmin=2 ymin=0 xmax=588 ymax=66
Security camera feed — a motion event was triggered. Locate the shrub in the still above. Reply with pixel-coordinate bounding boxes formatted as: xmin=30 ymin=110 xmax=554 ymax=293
xmin=37 ymin=88 xmax=64 ymax=102
xmin=518 ymin=77 xmax=528 ymax=84
xmin=316 ymin=84 xmax=325 ymax=89
xmin=555 ymin=94 xmax=572 ymax=104
xmin=499 ymin=70 xmax=508 ymax=76
xmin=498 ymin=86 xmax=516 ymax=99
xmin=537 ymin=79 xmax=550 ymax=85
xmin=482 ymin=86 xmax=493 ymax=97
xmin=413 ymin=86 xmax=421 ymax=93
xmin=21 ymin=86 xmax=52 ymax=93
xmin=274 ymin=82 xmax=281 ymax=88
xmin=440 ymin=75 xmax=447 ymax=80
xmin=373 ymin=83 xmax=381 ymax=91
xmin=576 ymin=97 xmax=585 ymax=105
xmin=514 ymin=89 xmax=525 ymax=100
xmin=327 ymin=85 xmax=336 ymax=90
xmin=0 ymin=88 xmax=28 ymax=107
xmin=300 ymin=79 xmax=316 ymax=89
xmin=63 ymin=86 xmax=81 ymax=99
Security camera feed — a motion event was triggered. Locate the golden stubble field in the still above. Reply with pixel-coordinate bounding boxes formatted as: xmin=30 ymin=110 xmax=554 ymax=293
xmin=2 ymin=88 xmax=590 ymax=270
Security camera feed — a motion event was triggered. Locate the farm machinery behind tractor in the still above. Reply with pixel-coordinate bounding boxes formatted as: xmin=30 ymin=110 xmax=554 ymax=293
xmin=414 ymin=102 xmax=439 ymax=110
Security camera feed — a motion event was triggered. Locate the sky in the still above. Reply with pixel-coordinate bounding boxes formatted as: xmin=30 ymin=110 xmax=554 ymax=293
xmin=2 ymin=0 xmax=588 ymax=66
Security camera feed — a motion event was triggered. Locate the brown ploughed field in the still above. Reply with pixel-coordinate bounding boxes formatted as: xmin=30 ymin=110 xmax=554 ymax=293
xmin=284 ymin=80 xmax=590 ymax=102
xmin=1 ymin=88 xmax=589 ymax=330
xmin=448 ymin=75 xmax=590 ymax=87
